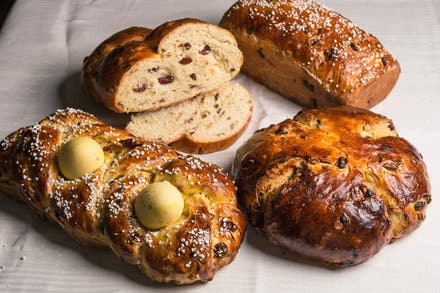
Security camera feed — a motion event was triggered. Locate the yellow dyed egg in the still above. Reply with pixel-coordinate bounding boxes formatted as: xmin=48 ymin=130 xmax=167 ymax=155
xmin=58 ymin=137 xmax=105 ymax=179
xmin=135 ymin=181 xmax=184 ymax=230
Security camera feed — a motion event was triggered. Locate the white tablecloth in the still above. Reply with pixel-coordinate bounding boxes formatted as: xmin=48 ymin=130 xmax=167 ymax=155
xmin=0 ymin=0 xmax=439 ymax=292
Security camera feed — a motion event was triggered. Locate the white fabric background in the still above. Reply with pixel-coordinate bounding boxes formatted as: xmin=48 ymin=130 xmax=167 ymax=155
xmin=0 ymin=0 xmax=439 ymax=292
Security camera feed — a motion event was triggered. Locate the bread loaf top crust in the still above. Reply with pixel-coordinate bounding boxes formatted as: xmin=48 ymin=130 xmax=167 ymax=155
xmin=232 ymin=106 xmax=430 ymax=267
xmin=220 ymin=0 xmax=400 ymax=98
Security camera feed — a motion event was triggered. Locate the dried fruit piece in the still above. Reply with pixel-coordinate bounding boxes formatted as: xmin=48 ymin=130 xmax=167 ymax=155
xmin=199 ymin=45 xmax=211 ymax=55
xmin=414 ymin=201 xmax=426 ymax=211
xmin=214 ymin=242 xmax=228 ymax=258
xmin=179 ymin=57 xmax=192 ymax=65
xmin=190 ymin=73 xmax=197 ymax=80
xmin=337 ymin=157 xmax=348 ymax=168
xmin=158 ymin=75 xmax=174 ymax=85
xmin=132 ymin=84 xmax=146 ymax=93
xmin=183 ymin=42 xmax=191 ymax=50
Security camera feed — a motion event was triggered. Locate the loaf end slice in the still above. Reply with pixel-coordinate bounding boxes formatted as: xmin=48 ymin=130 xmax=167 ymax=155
xmin=126 ymin=82 xmax=253 ymax=154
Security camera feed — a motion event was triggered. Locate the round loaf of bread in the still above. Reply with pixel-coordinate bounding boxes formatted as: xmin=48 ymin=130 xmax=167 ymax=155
xmin=232 ymin=106 xmax=431 ymax=267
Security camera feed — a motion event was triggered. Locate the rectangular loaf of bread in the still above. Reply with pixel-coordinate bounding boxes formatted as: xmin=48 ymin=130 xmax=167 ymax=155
xmin=220 ymin=0 xmax=401 ymax=109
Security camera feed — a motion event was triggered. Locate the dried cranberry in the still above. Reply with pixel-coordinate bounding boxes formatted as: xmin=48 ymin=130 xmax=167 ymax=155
xmin=179 ymin=57 xmax=192 ymax=65
xmin=158 ymin=75 xmax=174 ymax=85
xmin=132 ymin=84 xmax=146 ymax=92
xmin=148 ymin=67 xmax=160 ymax=73
xmin=199 ymin=45 xmax=211 ymax=55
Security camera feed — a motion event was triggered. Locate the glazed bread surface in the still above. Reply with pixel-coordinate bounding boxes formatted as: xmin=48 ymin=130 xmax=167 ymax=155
xmin=232 ymin=106 xmax=430 ymax=267
xmin=126 ymin=83 xmax=253 ymax=154
xmin=82 ymin=19 xmax=243 ymax=113
xmin=0 ymin=108 xmax=246 ymax=284
xmin=220 ymin=0 xmax=401 ymax=109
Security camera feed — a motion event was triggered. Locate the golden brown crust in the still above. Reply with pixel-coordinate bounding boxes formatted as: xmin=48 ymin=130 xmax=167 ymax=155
xmin=220 ymin=0 xmax=401 ymax=108
xmin=167 ymin=111 xmax=252 ymax=154
xmin=0 ymin=108 xmax=246 ymax=284
xmin=232 ymin=106 xmax=431 ymax=267
xmin=81 ymin=27 xmax=152 ymax=106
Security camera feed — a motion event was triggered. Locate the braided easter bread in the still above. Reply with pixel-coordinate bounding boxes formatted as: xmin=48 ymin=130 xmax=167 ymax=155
xmin=0 ymin=108 xmax=246 ymax=284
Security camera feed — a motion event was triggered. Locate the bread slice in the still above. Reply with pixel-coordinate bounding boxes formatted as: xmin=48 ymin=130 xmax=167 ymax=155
xmin=82 ymin=19 xmax=243 ymax=113
xmin=126 ymin=83 xmax=253 ymax=154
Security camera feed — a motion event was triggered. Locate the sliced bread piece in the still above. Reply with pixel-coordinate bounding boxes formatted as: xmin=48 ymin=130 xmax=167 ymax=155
xmin=82 ymin=19 xmax=243 ymax=113
xmin=126 ymin=82 xmax=253 ymax=154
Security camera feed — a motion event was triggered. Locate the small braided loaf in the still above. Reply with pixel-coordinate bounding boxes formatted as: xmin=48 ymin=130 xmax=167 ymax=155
xmin=0 ymin=108 xmax=246 ymax=284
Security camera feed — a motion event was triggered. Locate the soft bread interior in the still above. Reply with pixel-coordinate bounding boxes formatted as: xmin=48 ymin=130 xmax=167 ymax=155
xmin=126 ymin=82 xmax=252 ymax=144
xmin=116 ymin=23 xmax=243 ymax=112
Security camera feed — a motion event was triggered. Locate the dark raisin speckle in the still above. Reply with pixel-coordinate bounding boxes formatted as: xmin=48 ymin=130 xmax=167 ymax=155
xmin=183 ymin=42 xmax=191 ymax=50
xmin=337 ymin=157 xmax=348 ymax=168
xmin=199 ymin=45 xmax=211 ymax=55
xmin=361 ymin=186 xmax=374 ymax=197
xmin=382 ymin=56 xmax=389 ymax=66
xmin=158 ymin=75 xmax=174 ymax=85
xmin=179 ymin=57 xmax=192 ymax=65
xmin=328 ymin=47 xmax=338 ymax=61
xmin=388 ymin=123 xmax=395 ymax=131
xmin=214 ymin=242 xmax=228 ymax=258
xmin=221 ymin=220 xmax=237 ymax=232
xmin=148 ymin=67 xmax=160 ymax=73
xmin=414 ymin=201 xmax=426 ymax=211
xmin=190 ymin=73 xmax=197 ymax=80
xmin=132 ymin=84 xmax=146 ymax=93
xmin=350 ymin=43 xmax=359 ymax=51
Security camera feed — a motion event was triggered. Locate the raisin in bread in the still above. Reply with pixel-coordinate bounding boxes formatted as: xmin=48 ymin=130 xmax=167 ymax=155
xmin=126 ymin=83 xmax=253 ymax=154
xmin=220 ymin=0 xmax=400 ymax=109
xmin=82 ymin=19 xmax=243 ymax=113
